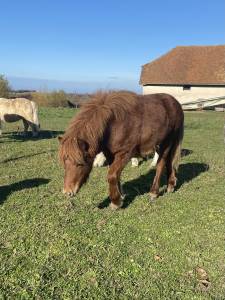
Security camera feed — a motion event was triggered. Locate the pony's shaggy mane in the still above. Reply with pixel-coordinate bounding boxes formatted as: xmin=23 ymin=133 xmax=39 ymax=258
xmin=59 ymin=91 xmax=138 ymax=164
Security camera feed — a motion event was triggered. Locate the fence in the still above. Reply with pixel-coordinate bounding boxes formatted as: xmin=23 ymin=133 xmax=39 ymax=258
xmin=182 ymin=96 xmax=225 ymax=111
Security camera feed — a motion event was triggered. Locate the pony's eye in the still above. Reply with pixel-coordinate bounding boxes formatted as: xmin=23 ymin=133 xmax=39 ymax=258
xmin=76 ymin=163 xmax=84 ymax=167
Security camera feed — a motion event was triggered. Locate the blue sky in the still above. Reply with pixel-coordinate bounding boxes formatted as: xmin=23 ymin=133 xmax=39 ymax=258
xmin=0 ymin=0 xmax=224 ymax=92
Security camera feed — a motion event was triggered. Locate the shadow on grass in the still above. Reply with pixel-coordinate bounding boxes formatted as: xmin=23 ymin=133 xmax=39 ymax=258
xmin=1 ymin=130 xmax=64 ymax=142
xmin=1 ymin=150 xmax=56 ymax=164
xmin=98 ymin=162 xmax=209 ymax=209
xmin=0 ymin=178 xmax=50 ymax=204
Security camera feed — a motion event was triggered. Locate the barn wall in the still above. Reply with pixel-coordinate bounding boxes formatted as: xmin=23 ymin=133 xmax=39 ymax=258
xmin=142 ymin=85 xmax=225 ymax=104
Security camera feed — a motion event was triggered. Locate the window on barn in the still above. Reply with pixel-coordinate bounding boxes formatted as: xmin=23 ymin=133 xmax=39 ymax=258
xmin=183 ymin=85 xmax=191 ymax=90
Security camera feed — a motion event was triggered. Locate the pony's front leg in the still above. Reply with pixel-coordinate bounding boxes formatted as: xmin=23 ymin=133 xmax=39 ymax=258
xmin=107 ymin=154 xmax=130 ymax=210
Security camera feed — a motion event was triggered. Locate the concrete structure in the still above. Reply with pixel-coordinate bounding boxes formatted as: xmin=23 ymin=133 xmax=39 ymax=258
xmin=140 ymin=45 xmax=225 ymax=108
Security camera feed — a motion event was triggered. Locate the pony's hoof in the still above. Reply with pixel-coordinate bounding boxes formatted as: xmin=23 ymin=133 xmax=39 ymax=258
xmin=167 ymin=185 xmax=175 ymax=193
xmin=110 ymin=201 xmax=123 ymax=210
xmin=131 ymin=158 xmax=139 ymax=167
xmin=121 ymin=193 xmax=126 ymax=200
xmin=149 ymin=192 xmax=158 ymax=201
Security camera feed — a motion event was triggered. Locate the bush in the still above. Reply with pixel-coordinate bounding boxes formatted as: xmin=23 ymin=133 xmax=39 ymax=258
xmin=0 ymin=75 xmax=10 ymax=98
xmin=31 ymin=90 xmax=69 ymax=107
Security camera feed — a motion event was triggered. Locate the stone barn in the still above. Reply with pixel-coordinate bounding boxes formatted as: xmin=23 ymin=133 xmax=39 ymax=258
xmin=140 ymin=45 xmax=225 ymax=109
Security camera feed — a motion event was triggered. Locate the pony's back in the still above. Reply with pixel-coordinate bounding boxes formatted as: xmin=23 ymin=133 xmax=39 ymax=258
xmin=0 ymin=98 xmax=39 ymax=127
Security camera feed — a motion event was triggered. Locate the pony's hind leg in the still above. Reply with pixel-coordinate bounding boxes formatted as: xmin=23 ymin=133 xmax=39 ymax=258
xmin=107 ymin=153 xmax=130 ymax=209
xmin=166 ymin=141 xmax=182 ymax=193
xmin=149 ymin=144 xmax=171 ymax=200
xmin=29 ymin=122 xmax=39 ymax=137
xmin=166 ymin=153 xmax=177 ymax=193
xmin=149 ymin=156 xmax=166 ymax=200
xmin=0 ymin=119 xmax=2 ymax=135
xmin=22 ymin=119 xmax=29 ymax=135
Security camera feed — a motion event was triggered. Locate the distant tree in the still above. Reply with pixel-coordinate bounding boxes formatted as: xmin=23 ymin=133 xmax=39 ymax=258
xmin=47 ymin=90 xmax=68 ymax=107
xmin=31 ymin=90 xmax=69 ymax=107
xmin=0 ymin=75 xmax=10 ymax=98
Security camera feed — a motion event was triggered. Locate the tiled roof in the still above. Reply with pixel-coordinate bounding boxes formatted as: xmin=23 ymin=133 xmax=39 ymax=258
xmin=140 ymin=45 xmax=225 ymax=85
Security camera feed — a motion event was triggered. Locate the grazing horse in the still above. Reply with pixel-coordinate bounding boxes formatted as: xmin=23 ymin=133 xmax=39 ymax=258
xmin=59 ymin=91 xmax=184 ymax=209
xmin=0 ymin=98 xmax=40 ymax=137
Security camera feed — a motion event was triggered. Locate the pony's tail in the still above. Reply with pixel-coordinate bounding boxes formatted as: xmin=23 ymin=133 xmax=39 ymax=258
xmin=173 ymin=142 xmax=182 ymax=172
xmin=172 ymin=123 xmax=184 ymax=172
xmin=30 ymin=101 xmax=40 ymax=131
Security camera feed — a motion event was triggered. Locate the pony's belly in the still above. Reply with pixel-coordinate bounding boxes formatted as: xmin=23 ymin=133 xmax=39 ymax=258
xmin=139 ymin=135 xmax=157 ymax=157
xmin=140 ymin=147 xmax=154 ymax=157
xmin=139 ymin=138 xmax=160 ymax=157
xmin=3 ymin=114 xmax=22 ymax=122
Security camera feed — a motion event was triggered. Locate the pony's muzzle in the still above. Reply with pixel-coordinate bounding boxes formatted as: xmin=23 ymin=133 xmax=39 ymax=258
xmin=62 ymin=185 xmax=79 ymax=197
xmin=63 ymin=189 xmax=75 ymax=197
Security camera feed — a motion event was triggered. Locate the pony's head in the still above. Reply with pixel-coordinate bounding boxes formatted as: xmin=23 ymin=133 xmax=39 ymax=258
xmin=58 ymin=91 xmax=116 ymax=196
xmin=59 ymin=136 xmax=93 ymax=196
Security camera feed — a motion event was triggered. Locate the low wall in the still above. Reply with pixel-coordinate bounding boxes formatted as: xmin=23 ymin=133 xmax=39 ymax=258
xmin=143 ymin=85 xmax=225 ymax=104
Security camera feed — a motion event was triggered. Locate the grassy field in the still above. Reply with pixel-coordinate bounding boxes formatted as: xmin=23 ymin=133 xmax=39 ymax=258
xmin=0 ymin=108 xmax=224 ymax=299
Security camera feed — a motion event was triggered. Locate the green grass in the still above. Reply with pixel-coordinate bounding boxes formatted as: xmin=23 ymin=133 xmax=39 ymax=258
xmin=0 ymin=108 xmax=224 ymax=299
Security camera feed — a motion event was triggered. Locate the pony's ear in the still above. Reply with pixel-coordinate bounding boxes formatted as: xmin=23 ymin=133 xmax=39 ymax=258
xmin=58 ymin=136 xmax=63 ymax=143
xmin=77 ymin=138 xmax=89 ymax=152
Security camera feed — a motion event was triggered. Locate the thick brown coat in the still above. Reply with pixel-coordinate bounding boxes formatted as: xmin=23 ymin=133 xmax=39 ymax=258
xmin=59 ymin=91 xmax=184 ymax=208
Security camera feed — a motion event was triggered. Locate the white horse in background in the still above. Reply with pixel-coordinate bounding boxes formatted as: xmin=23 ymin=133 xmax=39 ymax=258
xmin=0 ymin=98 xmax=40 ymax=137
xmin=93 ymin=151 xmax=159 ymax=168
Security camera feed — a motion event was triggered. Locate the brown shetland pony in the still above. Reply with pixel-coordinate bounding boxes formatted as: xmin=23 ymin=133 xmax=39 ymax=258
xmin=59 ymin=91 xmax=184 ymax=209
